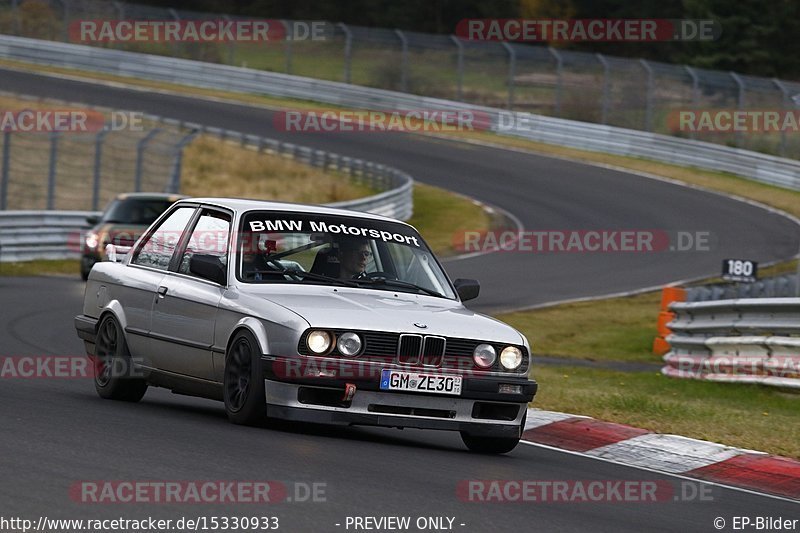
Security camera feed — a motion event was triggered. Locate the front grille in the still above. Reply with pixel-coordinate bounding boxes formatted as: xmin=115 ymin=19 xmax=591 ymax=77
xmin=421 ymin=336 xmax=445 ymax=367
xmin=297 ymin=329 xmax=527 ymax=372
xmin=398 ymin=334 xmax=422 ymax=364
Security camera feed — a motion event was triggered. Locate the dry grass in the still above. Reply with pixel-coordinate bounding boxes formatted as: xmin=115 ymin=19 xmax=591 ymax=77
xmin=407 ymin=182 xmax=491 ymax=257
xmin=181 ymin=136 xmax=375 ymax=203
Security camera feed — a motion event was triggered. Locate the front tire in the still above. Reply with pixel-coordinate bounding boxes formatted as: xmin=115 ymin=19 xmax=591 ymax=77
xmin=224 ymin=330 xmax=267 ymax=426
xmin=461 ymin=412 xmax=526 ymax=454
xmin=93 ymin=315 xmax=147 ymax=402
xmin=460 ymin=433 xmax=521 ymax=454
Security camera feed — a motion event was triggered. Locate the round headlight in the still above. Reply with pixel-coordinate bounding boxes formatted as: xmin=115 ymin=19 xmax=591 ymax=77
xmin=473 ymin=343 xmax=496 ymax=368
xmin=337 ymin=332 xmax=362 ymax=357
xmin=306 ymin=330 xmax=332 ymax=354
xmin=85 ymin=231 xmax=100 ymax=250
xmin=500 ymin=346 xmax=523 ymax=370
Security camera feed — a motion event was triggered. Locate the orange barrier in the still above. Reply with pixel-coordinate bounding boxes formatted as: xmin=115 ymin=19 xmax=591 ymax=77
xmin=653 ymin=286 xmax=686 ymax=355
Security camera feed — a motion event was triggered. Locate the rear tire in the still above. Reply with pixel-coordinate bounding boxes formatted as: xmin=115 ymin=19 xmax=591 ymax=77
xmin=93 ymin=315 xmax=147 ymax=402
xmin=223 ymin=330 xmax=268 ymax=426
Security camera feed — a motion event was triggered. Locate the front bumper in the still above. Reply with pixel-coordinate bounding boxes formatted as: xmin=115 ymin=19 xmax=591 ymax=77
xmin=262 ymin=355 xmax=537 ymax=437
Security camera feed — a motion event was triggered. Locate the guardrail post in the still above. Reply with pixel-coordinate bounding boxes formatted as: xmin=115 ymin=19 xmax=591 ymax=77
xmin=10 ymin=0 xmax=20 ymax=35
xmin=395 ymin=29 xmax=409 ymax=93
xmin=91 ymin=130 xmax=109 ymax=211
xmin=730 ymin=72 xmax=745 ymax=148
xmin=60 ymin=0 xmax=70 ymax=42
xmin=449 ymin=35 xmax=464 ymax=101
xmin=112 ymin=1 xmax=125 ymax=18
xmin=168 ymin=8 xmax=181 ymax=57
xmin=502 ymin=42 xmax=516 ymax=110
xmin=548 ymin=47 xmax=563 ymax=117
xmin=223 ymin=15 xmax=235 ymax=65
xmin=684 ymin=66 xmax=699 ymax=140
xmin=773 ymin=78 xmax=789 ymax=157
xmin=338 ymin=23 xmax=352 ymax=84
xmin=639 ymin=59 xmax=654 ymax=132
xmin=0 ymin=131 xmax=9 ymax=211
xmin=46 ymin=132 xmax=60 ymax=210
xmin=282 ymin=20 xmax=293 ymax=74
xmin=596 ymin=53 xmax=610 ymax=125
xmin=168 ymin=130 xmax=200 ymax=194
xmin=135 ymin=129 xmax=162 ymax=192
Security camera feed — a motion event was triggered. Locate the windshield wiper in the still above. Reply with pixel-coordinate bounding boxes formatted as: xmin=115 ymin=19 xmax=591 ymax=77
xmin=354 ymin=277 xmax=445 ymax=298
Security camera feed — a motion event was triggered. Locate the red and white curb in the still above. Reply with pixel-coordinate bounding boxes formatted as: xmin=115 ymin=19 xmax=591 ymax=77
xmin=522 ymin=409 xmax=800 ymax=501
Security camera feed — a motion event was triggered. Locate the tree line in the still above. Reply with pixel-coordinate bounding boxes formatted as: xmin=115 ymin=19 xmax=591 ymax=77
xmin=135 ymin=0 xmax=800 ymax=80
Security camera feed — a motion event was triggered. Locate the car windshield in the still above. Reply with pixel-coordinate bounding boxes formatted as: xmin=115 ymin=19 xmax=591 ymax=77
xmin=238 ymin=211 xmax=457 ymax=299
xmin=101 ymin=198 xmax=175 ymax=225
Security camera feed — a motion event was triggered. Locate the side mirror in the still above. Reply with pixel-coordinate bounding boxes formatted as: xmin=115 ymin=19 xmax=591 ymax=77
xmin=189 ymin=254 xmax=227 ymax=285
xmin=453 ymin=278 xmax=480 ymax=302
xmin=86 ymin=215 xmax=100 ymax=226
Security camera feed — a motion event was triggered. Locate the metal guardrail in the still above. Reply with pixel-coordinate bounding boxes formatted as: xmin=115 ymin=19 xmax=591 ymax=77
xmin=686 ymin=274 xmax=800 ymax=302
xmin=1 ymin=35 xmax=799 ymax=191
xmin=0 ymin=123 xmax=413 ymax=262
xmin=0 ymin=210 xmax=94 ymax=261
xmin=663 ymin=298 xmax=800 ymax=389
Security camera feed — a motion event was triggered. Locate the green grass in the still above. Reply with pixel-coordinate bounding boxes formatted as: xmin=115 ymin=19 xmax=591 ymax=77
xmin=499 ymin=292 xmax=663 ymax=363
xmin=532 ymin=365 xmax=800 ymax=459
xmin=0 ymin=259 xmax=79 ymax=276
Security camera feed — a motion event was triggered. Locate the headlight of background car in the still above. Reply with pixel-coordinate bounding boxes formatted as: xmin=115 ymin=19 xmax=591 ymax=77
xmin=473 ymin=343 xmax=496 ymax=368
xmin=307 ymin=330 xmax=333 ymax=354
xmin=337 ymin=332 xmax=362 ymax=356
xmin=500 ymin=346 xmax=523 ymax=370
xmin=85 ymin=231 xmax=100 ymax=251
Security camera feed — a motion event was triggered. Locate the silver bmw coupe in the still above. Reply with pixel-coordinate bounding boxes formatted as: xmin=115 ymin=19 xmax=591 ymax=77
xmin=75 ymin=198 xmax=537 ymax=453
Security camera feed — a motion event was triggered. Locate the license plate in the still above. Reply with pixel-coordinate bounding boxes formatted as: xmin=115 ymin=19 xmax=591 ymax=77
xmin=380 ymin=370 xmax=462 ymax=396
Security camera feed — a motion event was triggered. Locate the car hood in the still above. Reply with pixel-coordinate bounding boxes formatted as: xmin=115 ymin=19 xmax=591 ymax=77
xmin=255 ymin=287 xmax=523 ymax=344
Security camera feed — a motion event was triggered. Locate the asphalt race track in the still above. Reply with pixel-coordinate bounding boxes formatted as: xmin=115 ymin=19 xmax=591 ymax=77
xmin=1 ymin=67 xmax=799 ymax=313
xmin=1 ymin=277 xmax=799 ymax=531
xmin=1 ymin=67 xmax=799 ymax=530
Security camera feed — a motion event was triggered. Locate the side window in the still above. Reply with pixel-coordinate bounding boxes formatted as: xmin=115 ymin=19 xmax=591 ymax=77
xmin=179 ymin=210 xmax=231 ymax=277
xmin=131 ymin=207 xmax=195 ymax=271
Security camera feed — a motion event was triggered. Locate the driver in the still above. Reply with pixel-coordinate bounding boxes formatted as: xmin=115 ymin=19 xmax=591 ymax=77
xmin=241 ymin=233 xmax=275 ymax=280
xmin=338 ymin=238 xmax=372 ymax=279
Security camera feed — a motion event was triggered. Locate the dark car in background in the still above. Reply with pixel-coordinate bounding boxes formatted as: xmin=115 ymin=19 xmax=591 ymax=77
xmin=81 ymin=193 xmax=185 ymax=280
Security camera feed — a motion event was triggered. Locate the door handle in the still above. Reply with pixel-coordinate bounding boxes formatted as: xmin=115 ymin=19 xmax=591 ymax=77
xmin=157 ymin=286 xmax=168 ymax=298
